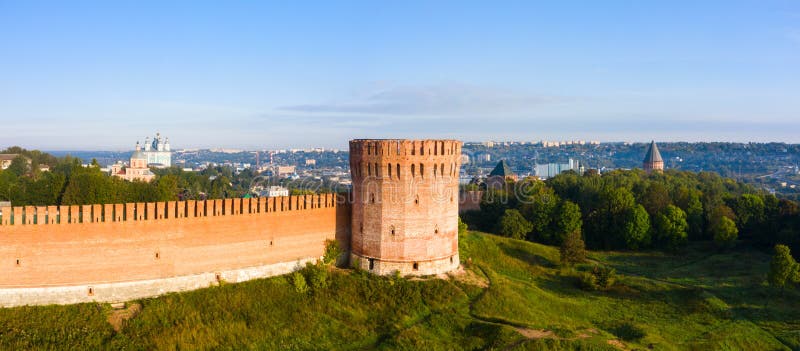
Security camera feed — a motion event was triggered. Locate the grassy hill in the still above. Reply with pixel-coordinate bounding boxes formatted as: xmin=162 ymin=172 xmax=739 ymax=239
xmin=0 ymin=232 xmax=797 ymax=350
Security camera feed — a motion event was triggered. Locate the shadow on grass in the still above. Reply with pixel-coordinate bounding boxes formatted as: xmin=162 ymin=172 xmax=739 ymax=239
xmin=498 ymin=242 xmax=558 ymax=269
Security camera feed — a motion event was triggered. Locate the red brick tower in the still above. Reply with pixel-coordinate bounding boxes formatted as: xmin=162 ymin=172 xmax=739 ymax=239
xmin=349 ymin=139 xmax=463 ymax=275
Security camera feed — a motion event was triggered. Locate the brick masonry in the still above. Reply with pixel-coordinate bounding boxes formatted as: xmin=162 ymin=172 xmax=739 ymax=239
xmin=349 ymin=139 xmax=462 ymax=276
xmin=0 ymin=194 xmax=350 ymax=306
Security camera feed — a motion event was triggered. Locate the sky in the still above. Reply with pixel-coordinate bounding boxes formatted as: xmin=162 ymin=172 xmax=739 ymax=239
xmin=1 ymin=1 xmax=799 ymax=150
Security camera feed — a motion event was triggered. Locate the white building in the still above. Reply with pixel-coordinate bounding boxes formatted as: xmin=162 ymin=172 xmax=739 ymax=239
xmin=534 ymin=159 xmax=583 ymax=179
xmin=142 ymin=133 xmax=172 ymax=167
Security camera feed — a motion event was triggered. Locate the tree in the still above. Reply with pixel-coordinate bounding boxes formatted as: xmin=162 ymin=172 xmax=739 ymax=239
xmin=712 ymin=216 xmax=738 ymax=249
xmin=550 ymin=200 xmax=582 ymax=245
xmin=585 ymin=186 xmax=636 ymax=249
xmin=156 ymin=175 xmax=179 ymax=201
xmin=496 ymin=209 xmax=533 ymax=240
xmin=560 ymin=230 xmax=586 ymax=266
xmin=518 ymin=182 xmax=560 ymax=242
xmin=768 ymin=244 xmax=798 ymax=296
xmin=622 ymin=204 xmax=651 ymax=250
xmin=653 ymin=205 xmax=688 ymax=250
xmin=639 ymin=182 xmax=671 ymax=217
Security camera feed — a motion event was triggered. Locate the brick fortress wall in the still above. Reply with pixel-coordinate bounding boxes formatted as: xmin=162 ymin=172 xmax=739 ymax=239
xmin=349 ymin=139 xmax=462 ymax=275
xmin=0 ymin=194 xmax=351 ymax=307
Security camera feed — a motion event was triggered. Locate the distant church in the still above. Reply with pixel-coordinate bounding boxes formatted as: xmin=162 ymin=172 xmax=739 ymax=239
xmin=110 ymin=133 xmax=172 ymax=182
xmin=142 ymin=132 xmax=172 ymax=167
xmin=643 ymin=140 xmax=664 ymax=173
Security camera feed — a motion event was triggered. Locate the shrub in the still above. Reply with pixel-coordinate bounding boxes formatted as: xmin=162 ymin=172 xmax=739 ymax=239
xmin=560 ymin=230 xmax=586 ymax=266
xmin=303 ymin=262 xmax=330 ymax=291
xmin=608 ymin=321 xmax=646 ymax=341
xmin=578 ymin=272 xmax=598 ymax=291
xmin=593 ymin=265 xmax=617 ymax=289
xmin=576 ymin=265 xmax=617 ymax=291
xmin=322 ymin=239 xmax=344 ymax=266
xmin=290 ymin=271 xmax=309 ymax=294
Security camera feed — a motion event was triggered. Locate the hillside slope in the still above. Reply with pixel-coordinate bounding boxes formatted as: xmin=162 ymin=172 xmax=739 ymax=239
xmin=0 ymin=232 xmax=797 ymax=350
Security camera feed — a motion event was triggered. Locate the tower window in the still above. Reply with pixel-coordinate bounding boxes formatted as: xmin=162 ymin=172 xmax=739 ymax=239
xmin=155 ymin=252 xmax=160 ymax=259
xmin=411 ymin=164 xmax=415 ymax=176
xmin=391 ymin=226 xmax=395 ymax=236
xmin=388 ymin=164 xmax=392 ymax=178
xmin=413 ymin=262 xmax=419 ymax=270
xmin=369 ymin=258 xmax=375 ymax=270
xmin=15 ymin=259 xmax=20 ymax=266
xmin=88 ymin=287 xmax=94 ymax=296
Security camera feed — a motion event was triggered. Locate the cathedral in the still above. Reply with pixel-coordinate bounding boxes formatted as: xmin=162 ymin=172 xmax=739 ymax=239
xmin=142 ymin=132 xmax=172 ymax=167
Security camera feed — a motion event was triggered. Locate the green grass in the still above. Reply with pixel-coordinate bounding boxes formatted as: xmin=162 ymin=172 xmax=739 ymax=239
xmin=0 ymin=232 xmax=797 ymax=350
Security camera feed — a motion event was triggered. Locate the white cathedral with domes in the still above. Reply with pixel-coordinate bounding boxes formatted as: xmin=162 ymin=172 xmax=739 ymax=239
xmin=142 ymin=132 xmax=172 ymax=167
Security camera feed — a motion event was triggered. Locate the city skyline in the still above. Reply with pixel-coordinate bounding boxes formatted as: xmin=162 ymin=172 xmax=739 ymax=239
xmin=2 ymin=1 xmax=799 ymax=150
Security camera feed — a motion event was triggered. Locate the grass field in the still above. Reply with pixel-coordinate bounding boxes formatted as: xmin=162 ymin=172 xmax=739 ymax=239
xmin=0 ymin=231 xmax=797 ymax=350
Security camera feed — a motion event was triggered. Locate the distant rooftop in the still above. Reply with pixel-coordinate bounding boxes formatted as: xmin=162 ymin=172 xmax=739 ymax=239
xmin=489 ymin=160 xmax=514 ymax=177
xmin=643 ymin=141 xmax=663 ymax=163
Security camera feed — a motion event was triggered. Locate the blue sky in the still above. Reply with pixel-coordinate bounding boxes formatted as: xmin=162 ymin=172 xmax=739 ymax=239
xmin=1 ymin=1 xmax=799 ymax=150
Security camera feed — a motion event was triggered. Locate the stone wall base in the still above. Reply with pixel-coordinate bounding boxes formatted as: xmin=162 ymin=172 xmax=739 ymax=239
xmin=351 ymin=253 xmax=459 ymax=276
xmin=0 ymin=257 xmax=318 ymax=308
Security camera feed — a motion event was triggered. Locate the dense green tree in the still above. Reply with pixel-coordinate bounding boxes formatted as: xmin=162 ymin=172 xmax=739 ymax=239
xmin=518 ymin=182 xmax=560 ymax=241
xmin=768 ymin=244 xmax=798 ymax=295
xmin=549 ymin=200 xmax=582 ymax=245
xmin=496 ymin=209 xmax=533 ymax=240
xmin=639 ymin=182 xmax=671 ymax=217
xmin=653 ymin=205 xmax=688 ymax=250
xmin=623 ymin=205 xmax=651 ymax=250
xmin=731 ymin=194 xmax=766 ymax=239
xmin=673 ymin=186 xmax=704 ymax=240
xmin=156 ymin=175 xmax=179 ymax=201
xmin=585 ymin=186 xmax=636 ymax=249
xmin=712 ymin=216 xmax=738 ymax=249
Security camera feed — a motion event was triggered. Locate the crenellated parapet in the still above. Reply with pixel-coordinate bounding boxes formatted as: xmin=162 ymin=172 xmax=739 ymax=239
xmin=0 ymin=194 xmax=344 ymax=226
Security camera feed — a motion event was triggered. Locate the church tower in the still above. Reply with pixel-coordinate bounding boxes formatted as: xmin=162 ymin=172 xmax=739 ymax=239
xmin=643 ymin=140 xmax=664 ymax=173
xmin=349 ymin=139 xmax=463 ymax=275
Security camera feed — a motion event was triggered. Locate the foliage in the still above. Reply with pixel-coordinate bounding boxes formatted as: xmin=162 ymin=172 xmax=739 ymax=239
xmin=559 ymin=230 xmax=586 ymax=266
xmin=303 ymin=262 xmax=330 ymax=290
xmin=653 ymin=205 xmax=688 ymax=250
xmin=289 ymin=271 xmax=309 ymax=294
xmin=495 ymin=209 xmax=533 ymax=240
xmin=458 ymin=216 xmax=468 ymax=236
xmin=577 ymin=265 xmax=616 ymax=291
xmin=622 ymin=204 xmax=651 ymax=250
xmin=322 ymin=239 xmax=344 ymax=266
xmin=462 ymin=168 xmax=800 ymax=257
xmin=712 ymin=216 xmax=738 ymax=249
xmin=768 ymin=244 xmax=798 ymax=294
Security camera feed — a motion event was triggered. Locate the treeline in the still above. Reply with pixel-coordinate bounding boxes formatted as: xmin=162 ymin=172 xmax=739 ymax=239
xmin=462 ymin=169 xmax=800 ymax=255
xmin=0 ymin=147 xmax=255 ymax=206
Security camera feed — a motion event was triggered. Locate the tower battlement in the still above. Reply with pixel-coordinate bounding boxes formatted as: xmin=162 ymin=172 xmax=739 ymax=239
xmin=349 ymin=139 xmax=463 ymax=275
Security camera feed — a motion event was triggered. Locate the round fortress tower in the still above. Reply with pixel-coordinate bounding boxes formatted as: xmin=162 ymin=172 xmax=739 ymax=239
xmin=349 ymin=139 xmax=463 ymax=275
